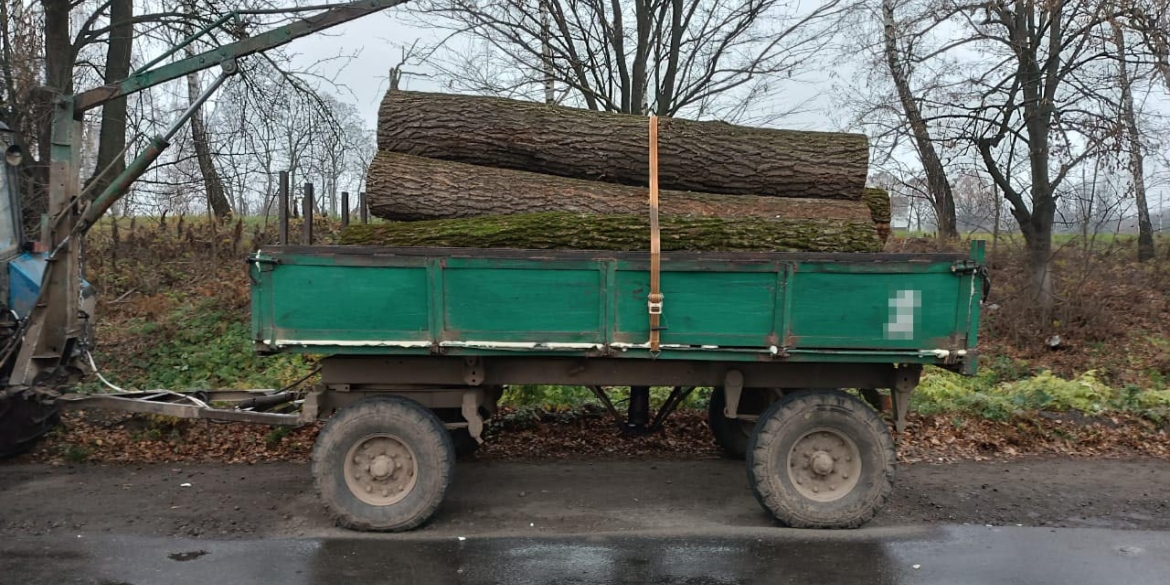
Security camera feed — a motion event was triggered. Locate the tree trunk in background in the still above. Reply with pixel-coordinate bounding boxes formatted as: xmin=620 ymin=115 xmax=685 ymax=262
xmin=882 ymin=0 xmax=956 ymax=239
xmin=185 ymin=71 xmax=232 ymax=219
xmin=87 ymin=0 xmax=132 ymax=197
xmin=366 ymin=152 xmax=875 ymax=222
xmin=340 ymin=212 xmax=882 ymax=253
xmin=32 ymin=0 xmax=74 ymax=226
xmin=1112 ymin=20 xmax=1156 ymax=262
xmin=377 ymin=91 xmax=869 ymax=199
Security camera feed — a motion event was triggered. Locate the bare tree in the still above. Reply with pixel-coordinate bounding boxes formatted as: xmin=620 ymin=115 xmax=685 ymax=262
xmin=1109 ymin=17 xmax=1156 ymax=260
xmin=939 ymin=0 xmax=1136 ymax=310
xmin=86 ymin=0 xmax=134 ymax=202
xmin=952 ymin=173 xmax=1000 ymax=235
xmin=879 ymin=0 xmax=957 ymax=238
xmin=183 ymin=9 xmax=233 ymax=219
xmin=415 ymin=0 xmax=851 ymax=119
xmin=205 ymin=55 xmax=377 ymax=219
xmin=1131 ymin=0 xmax=1170 ymax=92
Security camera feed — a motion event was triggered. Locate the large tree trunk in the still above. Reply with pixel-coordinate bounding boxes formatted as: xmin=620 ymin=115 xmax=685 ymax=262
xmin=340 ymin=212 xmax=882 ymax=253
xmin=366 ymin=152 xmax=875 ymax=223
xmin=1112 ymin=20 xmax=1156 ymax=262
xmin=882 ymin=0 xmax=957 ymax=239
xmin=31 ymin=0 xmax=74 ymax=228
xmin=377 ymin=91 xmax=869 ymax=199
xmin=185 ymin=72 xmax=232 ymax=219
xmin=87 ymin=0 xmax=133 ymax=197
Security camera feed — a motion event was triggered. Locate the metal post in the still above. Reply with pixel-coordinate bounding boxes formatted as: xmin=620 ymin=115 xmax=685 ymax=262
xmin=302 ymin=183 xmax=314 ymax=245
xmin=278 ymin=171 xmax=289 ymax=245
xmin=626 ymin=386 xmax=650 ymax=434
xmin=359 ymin=191 xmax=369 ymax=224
xmin=341 ymin=191 xmax=350 ymax=228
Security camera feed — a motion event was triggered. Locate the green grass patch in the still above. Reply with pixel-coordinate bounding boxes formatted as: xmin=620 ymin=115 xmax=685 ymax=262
xmin=87 ymin=296 xmax=313 ymax=392
xmin=914 ymin=366 xmax=1170 ymax=422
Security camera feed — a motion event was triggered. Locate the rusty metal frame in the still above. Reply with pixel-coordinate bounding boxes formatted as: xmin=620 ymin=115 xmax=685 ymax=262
xmin=320 ymin=355 xmax=899 ymax=391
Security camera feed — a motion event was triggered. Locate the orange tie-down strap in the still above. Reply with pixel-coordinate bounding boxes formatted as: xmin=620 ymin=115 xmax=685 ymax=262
xmin=648 ymin=115 xmax=663 ymax=355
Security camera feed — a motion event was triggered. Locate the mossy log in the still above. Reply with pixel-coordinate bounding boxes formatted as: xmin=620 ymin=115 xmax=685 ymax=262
xmin=366 ymin=152 xmax=873 ymax=222
xmin=377 ymin=91 xmax=869 ymax=199
xmin=339 ymin=212 xmax=882 ymax=253
xmin=863 ymin=187 xmax=892 ymax=243
xmin=863 ymin=188 xmax=891 ymax=223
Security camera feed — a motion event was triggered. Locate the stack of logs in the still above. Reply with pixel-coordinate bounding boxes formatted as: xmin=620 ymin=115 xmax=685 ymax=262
xmin=342 ymin=91 xmax=890 ymax=253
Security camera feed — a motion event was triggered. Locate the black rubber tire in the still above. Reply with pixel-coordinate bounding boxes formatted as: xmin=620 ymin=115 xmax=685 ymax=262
xmin=311 ymin=396 xmax=454 ymax=532
xmin=746 ymin=389 xmax=895 ymax=529
xmin=707 ymin=387 xmax=754 ymax=460
xmin=0 ymin=391 xmax=61 ymax=459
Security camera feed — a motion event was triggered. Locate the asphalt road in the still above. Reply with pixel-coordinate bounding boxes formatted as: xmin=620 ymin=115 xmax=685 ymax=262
xmin=4 ymin=457 xmax=1170 ymax=584
xmin=2 ymin=525 xmax=1168 ymax=585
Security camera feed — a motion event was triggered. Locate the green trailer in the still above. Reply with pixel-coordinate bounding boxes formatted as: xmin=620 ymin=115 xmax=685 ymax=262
xmin=244 ymin=241 xmax=987 ymax=531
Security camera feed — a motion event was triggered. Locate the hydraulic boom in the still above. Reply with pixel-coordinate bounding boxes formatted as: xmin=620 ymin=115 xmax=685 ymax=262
xmin=0 ymin=0 xmax=409 ymax=457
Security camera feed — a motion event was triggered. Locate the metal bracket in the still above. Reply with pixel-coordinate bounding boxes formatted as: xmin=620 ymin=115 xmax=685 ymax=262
xmin=462 ymin=357 xmax=484 ymax=386
xmin=891 ymin=365 xmax=921 ymax=433
xmin=300 ymin=388 xmax=322 ymax=424
xmin=462 ymin=390 xmax=486 ymax=444
xmin=950 ymin=260 xmax=980 ymax=274
xmin=723 ymin=369 xmax=744 ymax=419
xmin=647 ymin=296 xmax=664 ymax=315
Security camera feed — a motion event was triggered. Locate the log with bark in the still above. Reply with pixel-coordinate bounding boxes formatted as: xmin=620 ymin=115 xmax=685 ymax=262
xmin=366 ymin=152 xmax=874 ymax=223
xmin=863 ymin=188 xmax=891 ymax=223
xmin=863 ymin=187 xmax=892 ymax=242
xmin=377 ymin=91 xmax=869 ymax=200
xmin=339 ymin=212 xmax=883 ymax=253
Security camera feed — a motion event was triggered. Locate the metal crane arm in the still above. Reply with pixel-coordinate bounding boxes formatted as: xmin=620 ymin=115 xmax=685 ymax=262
xmin=7 ymin=0 xmax=409 ymax=389
xmin=73 ymin=0 xmax=409 ymax=115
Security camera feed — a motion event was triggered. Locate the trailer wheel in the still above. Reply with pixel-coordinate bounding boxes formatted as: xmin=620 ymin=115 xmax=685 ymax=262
xmin=707 ymin=387 xmax=754 ymax=459
xmin=746 ymin=389 xmax=895 ymax=529
xmin=311 ymin=396 xmax=454 ymax=532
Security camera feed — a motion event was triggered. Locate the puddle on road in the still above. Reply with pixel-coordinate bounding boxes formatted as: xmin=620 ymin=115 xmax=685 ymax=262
xmin=167 ymin=550 xmax=209 ymax=562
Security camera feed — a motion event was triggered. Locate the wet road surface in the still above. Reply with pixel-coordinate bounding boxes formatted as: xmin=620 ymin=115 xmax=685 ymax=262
xmin=2 ymin=525 xmax=1167 ymax=585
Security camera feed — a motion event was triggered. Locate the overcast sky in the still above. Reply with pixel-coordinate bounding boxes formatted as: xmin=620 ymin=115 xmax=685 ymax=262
xmin=280 ymin=7 xmax=1170 ymax=219
xmin=283 ymin=9 xmax=839 ymax=132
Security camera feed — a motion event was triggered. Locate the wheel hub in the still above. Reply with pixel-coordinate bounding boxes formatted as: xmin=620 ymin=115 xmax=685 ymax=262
xmin=810 ymin=451 xmax=834 ymax=476
xmin=344 ymin=434 xmax=418 ymax=506
xmin=787 ymin=428 xmax=861 ymax=502
xmin=370 ymin=454 xmax=394 ymax=479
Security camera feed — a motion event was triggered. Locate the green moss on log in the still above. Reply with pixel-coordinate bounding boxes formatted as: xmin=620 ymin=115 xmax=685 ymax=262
xmin=340 ymin=213 xmax=883 ymax=253
xmin=863 ymin=187 xmax=891 ymax=223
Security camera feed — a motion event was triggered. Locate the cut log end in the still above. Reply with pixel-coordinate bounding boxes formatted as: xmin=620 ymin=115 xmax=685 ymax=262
xmin=863 ymin=188 xmax=892 ymax=223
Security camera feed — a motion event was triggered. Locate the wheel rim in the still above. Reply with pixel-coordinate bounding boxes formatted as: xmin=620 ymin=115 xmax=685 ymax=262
xmin=343 ymin=433 xmax=419 ymax=506
xmin=786 ymin=427 xmax=861 ymax=503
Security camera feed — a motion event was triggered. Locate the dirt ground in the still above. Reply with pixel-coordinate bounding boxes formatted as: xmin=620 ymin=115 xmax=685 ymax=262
xmin=2 ymin=456 xmax=1168 ymax=539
